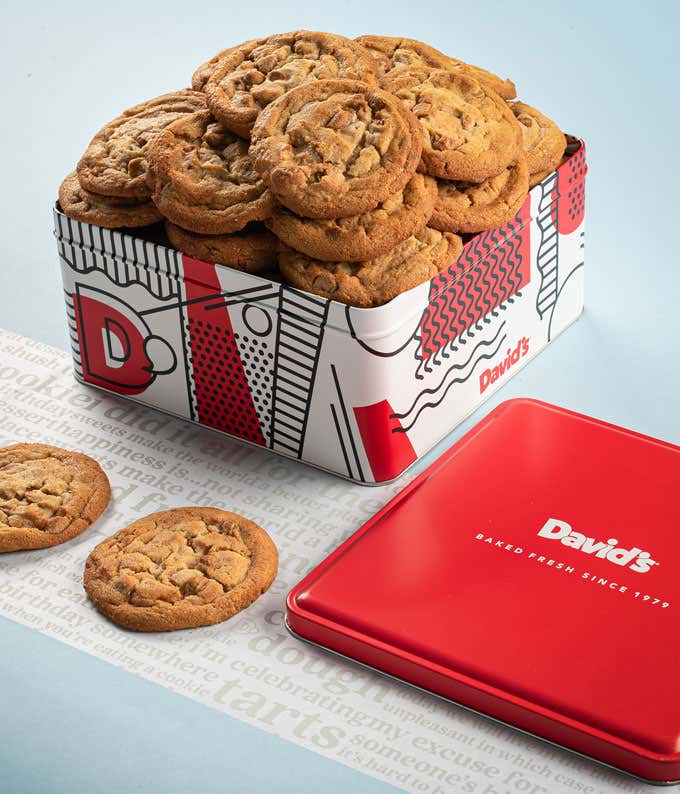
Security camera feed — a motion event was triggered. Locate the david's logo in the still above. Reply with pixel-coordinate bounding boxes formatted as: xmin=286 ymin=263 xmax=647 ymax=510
xmin=538 ymin=518 xmax=658 ymax=573
xmin=479 ymin=337 xmax=529 ymax=394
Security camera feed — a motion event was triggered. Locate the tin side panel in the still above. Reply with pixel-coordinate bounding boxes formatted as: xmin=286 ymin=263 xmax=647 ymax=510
xmin=55 ymin=145 xmax=586 ymax=483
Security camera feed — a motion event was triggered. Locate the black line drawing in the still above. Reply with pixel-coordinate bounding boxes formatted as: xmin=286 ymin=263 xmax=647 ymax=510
xmin=55 ymin=213 xmax=179 ymax=300
xmin=548 ymin=262 xmax=584 ymax=342
xmin=391 ymin=322 xmax=507 ymax=421
xmin=535 ymin=172 xmax=559 ymax=319
xmin=269 ymin=288 xmax=329 ymax=458
xmin=330 ymin=364 xmax=365 ymax=482
xmin=330 ymin=403 xmax=353 ymax=479
xmin=391 ymin=326 xmax=507 ymax=433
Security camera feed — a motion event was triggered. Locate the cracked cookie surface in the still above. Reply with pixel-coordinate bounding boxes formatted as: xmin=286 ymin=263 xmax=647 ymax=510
xmin=384 ymin=68 xmax=522 ymax=183
xmin=191 ymin=39 xmax=263 ymax=91
xmin=84 ymin=507 xmax=278 ymax=632
xmin=250 ymin=78 xmax=422 ymax=219
xmin=0 ymin=443 xmax=110 ymax=553
xmin=279 ymin=226 xmax=462 ymax=307
xmin=59 ymin=172 xmax=163 ymax=228
xmin=205 ymin=31 xmax=377 ymax=139
xmin=430 ymin=158 xmax=529 ymax=233
xmin=77 ymin=90 xmax=206 ymax=199
xmin=509 ymin=101 xmax=566 ymax=178
xmin=267 ymin=172 xmax=436 ymax=261
xmin=355 ymin=35 xmax=516 ymax=99
xmin=165 ymin=221 xmax=278 ymax=273
xmin=147 ymin=110 xmax=275 ymax=235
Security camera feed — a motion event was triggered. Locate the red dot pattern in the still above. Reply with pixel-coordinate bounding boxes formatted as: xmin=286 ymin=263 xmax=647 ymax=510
xmin=552 ymin=147 xmax=586 ymax=236
xmin=187 ymin=318 xmax=265 ymax=444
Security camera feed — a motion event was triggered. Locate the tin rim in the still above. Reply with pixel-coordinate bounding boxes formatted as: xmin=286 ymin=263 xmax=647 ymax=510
xmin=284 ymin=618 xmax=678 ymax=787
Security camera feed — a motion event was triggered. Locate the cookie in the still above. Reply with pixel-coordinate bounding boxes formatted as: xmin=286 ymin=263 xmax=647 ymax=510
xmin=165 ymin=221 xmax=278 ymax=273
xmin=77 ymin=90 xmax=206 ymax=199
xmin=191 ymin=39 xmax=263 ymax=91
xmin=250 ymin=79 xmax=422 ymax=219
xmin=83 ymin=507 xmax=278 ymax=632
xmin=279 ymin=226 xmax=462 ymax=307
xmin=383 ymin=68 xmax=522 ymax=183
xmin=355 ymin=35 xmax=516 ymax=99
xmin=205 ymin=31 xmax=377 ymax=138
xmin=147 ymin=110 xmax=275 ymax=235
xmin=430 ymin=159 xmax=529 ymax=233
xmin=0 ymin=443 xmax=110 ymax=553
xmin=509 ymin=101 xmax=566 ymax=176
xmin=266 ymin=172 xmax=436 ymax=261
xmin=59 ymin=172 xmax=163 ymax=229
xmin=529 ymin=166 xmax=553 ymax=188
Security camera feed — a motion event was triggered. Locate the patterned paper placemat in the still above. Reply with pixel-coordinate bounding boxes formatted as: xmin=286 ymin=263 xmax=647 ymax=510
xmin=0 ymin=329 xmax=652 ymax=794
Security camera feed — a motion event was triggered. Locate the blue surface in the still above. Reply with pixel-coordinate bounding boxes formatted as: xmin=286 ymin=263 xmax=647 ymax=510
xmin=0 ymin=617 xmax=400 ymax=794
xmin=2 ymin=2 xmax=679 ymax=792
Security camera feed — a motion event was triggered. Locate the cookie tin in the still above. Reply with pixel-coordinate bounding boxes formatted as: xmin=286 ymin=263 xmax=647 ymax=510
xmin=286 ymin=399 xmax=680 ymax=783
xmin=54 ymin=143 xmax=586 ymax=484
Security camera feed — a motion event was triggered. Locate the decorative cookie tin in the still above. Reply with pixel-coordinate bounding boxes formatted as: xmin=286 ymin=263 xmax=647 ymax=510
xmin=286 ymin=399 xmax=680 ymax=783
xmin=55 ymin=143 xmax=586 ymax=484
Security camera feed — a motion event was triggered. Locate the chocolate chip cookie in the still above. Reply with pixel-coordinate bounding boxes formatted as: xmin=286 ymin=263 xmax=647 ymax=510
xmin=267 ymin=172 xmax=436 ymax=261
xmin=250 ymin=79 xmax=422 ymax=219
xmin=59 ymin=172 xmax=163 ymax=228
xmin=205 ymin=31 xmax=377 ymax=138
xmin=430 ymin=159 xmax=529 ymax=233
xmin=77 ymin=90 xmax=206 ymax=199
xmin=191 ymin=39 xmax=263 ymax=91
xmin=0 ymin=443 xmax=110 ymax=553
xmin=165 ymin=221 xmax=278 ymax=273
xmin=509 ymin=101 xmax=566 ymax=180
xmin=83 ymin=507 xmax=278 ymax=632
xmin=147 ymin=110 xmax=275 ymax=235
xmin=384 ymin=68 xmax=522 ymax=183
xmin=355 ymin=35 xmax=516 ymax=99
xmin=279 ymin=226 xmax=462 ymax=307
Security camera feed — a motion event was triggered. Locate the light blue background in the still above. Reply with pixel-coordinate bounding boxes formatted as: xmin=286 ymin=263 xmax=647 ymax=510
xmin=2 ymin=2 xmax=679 ymax=792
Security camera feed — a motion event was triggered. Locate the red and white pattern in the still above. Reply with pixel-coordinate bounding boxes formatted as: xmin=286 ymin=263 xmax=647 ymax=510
xmin=55 ymin=143 xmax=587 ymax=483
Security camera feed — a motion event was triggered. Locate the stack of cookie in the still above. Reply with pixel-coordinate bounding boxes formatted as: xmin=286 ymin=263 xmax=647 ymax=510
xmin=58 ymin=31 xmax=568 ymax=307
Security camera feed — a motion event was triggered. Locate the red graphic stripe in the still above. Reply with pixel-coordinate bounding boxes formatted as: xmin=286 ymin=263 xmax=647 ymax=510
xmin=419 ymin=197 xmax=531 ymax=362
xmin=353 ymin=400 xmax=417 ymax=483
xmin=183 ymin=255 xmax=265 ymax=446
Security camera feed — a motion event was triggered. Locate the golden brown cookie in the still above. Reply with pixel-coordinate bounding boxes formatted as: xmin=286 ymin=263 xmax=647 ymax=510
xmin=191 ymin=39 xmax=263 ymax=91
xmin=165 ymin=221 xmax=278 ymax=273
xmin=266 ymin=173 xmax=436 ymax=261
xmin=383 ymin=68 xmax=522 ymax=183
xmin=59 ymin=172 xmax=163 ymax=229
xmin=205 ymin=31 xmax=377 ymax=138
xmin=83 ymin=507 xmax=278 ymax=632
xmin=430 ymin=159 xmax=529 ymax=234
xmin=279 ymin=227 xmax=462 ymax=307
xmin=509 ymin=101 xmax=566 ymax=176
xmin=77 ymin=90 xmax=206 ymax=199
xmin=0 ymin=443 xmax=110 ymax=553
xmin=147 ymin=110 xmax=275 ymax=235
xmin=528 ymin=134 xmax=580 ymax=187
xmin=355 ymin=35 xmax=516 ymax=99
xmin=250 ymin=79 xmax=422 ymax=219
xmin=528 ymin=166 xmax=553 ymax=188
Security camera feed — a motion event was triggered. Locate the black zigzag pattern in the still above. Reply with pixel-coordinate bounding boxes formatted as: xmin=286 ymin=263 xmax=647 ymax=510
xmin=417 ymin=214 xmax=527 ymax=375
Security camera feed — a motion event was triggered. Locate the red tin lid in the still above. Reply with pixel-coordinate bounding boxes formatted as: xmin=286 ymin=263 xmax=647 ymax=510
xmin=287 ymin=399 xmax=680 ymax=783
